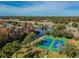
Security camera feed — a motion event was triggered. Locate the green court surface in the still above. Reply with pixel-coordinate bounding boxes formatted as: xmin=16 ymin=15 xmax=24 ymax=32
xmin=37 ymin=35 xmax=68 ymax=52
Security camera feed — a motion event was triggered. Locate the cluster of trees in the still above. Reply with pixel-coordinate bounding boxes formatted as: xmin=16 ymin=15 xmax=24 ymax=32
xmin=0 ymin=27 xmax=28 ymax=47
xmin=59 ymin=44 xmax=79 ymax=58
xmin=12 ymin=32 xmax=42 ymax=58
xmin=0 ymin=40 xmax=20 ymax=58
xmin=1 ymin=16 xmax=79 ymax=23
xmin=0 ymin=16 xmax=79 ymax=58
xmin=72 ymin=22 xmax=78 ymax=28
xmin=52 ymin=24 xmax=74 ymax=39
xmin=0 ymin=28 xmax=33 ymax=58
xmin=20 ymin=32 xmax=36 ymax=48
xmin=0 ymin=32 xmax=35 ymax=58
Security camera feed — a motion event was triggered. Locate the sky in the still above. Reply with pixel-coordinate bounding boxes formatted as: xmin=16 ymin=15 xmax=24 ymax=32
xmin=0 ymin=1 xmax=79 ymax=16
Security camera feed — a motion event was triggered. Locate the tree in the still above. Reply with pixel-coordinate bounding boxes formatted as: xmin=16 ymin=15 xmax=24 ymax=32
xmin=63 ymin=32 xmax=74 ymax=39
xmin=0 ymin=52 xmax=10 ymax=58
xmin=52 ymin=24 xmax=66 ymax=37
xmin=1 ymin=40 xmax=20 ymax=58
xmin=72 ymin=23 xmax=78 ymax=28
xmin=64 ymin=45 xmax=77 ymax=58
xmin=20 ymin=32 xmax=36 ymax=47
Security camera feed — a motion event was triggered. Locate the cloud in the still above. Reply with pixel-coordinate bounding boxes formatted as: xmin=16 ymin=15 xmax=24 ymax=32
xmin=0 ymin=1 xmax=79 ymax=16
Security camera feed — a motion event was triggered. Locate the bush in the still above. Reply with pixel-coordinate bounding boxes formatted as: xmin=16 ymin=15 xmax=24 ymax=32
xmin=63 ymin=32 xmax=74 ymax=39
xmin=64 ymin=45 xmax=77 ymax=58
xmin=0 ymin=52 xmax=10 ymax=58
xmin=72 ymin=23 xmax=78 ymax=27
xmin=1 ymin=40 xmax=20 ymax=57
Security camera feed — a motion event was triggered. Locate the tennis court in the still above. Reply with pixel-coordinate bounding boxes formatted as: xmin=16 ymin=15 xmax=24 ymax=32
xmin=37 ymin=35 xmax=68 ymax=52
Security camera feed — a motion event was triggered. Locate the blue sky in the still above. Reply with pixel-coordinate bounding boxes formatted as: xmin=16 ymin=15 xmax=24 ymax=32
xmin=0 ymin=1 xmax=79 ymax=16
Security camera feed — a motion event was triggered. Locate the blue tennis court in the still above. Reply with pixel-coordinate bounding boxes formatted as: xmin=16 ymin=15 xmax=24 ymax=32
xmin=37 ymin=35 xmax=68 ymax=52
xmin=53 ymin=40 xmax=64 ymax=48
xmin=40 ymin=39 xmax=52 ymax=47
